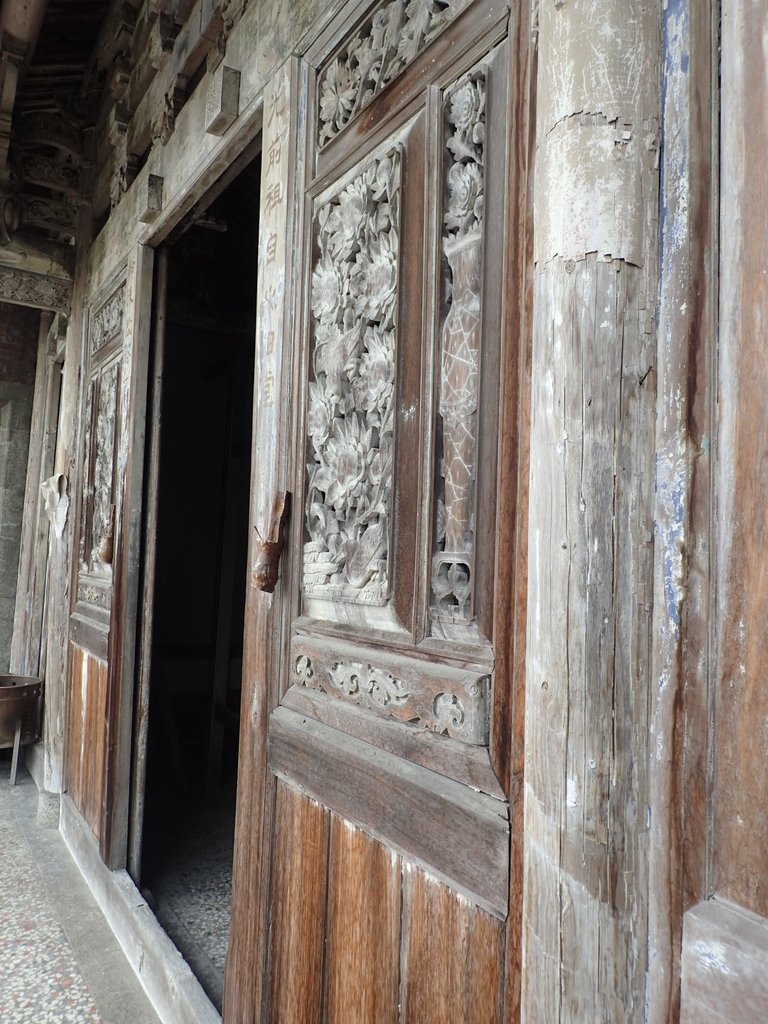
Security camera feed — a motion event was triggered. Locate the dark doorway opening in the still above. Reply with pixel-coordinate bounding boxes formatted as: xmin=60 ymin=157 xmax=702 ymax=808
xmin=136 ymin=153 xmax=259 ymax=1010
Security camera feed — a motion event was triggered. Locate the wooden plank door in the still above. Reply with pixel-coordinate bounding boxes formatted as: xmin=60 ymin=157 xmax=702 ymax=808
xmin=65 ymin=247 xmax=154 ymax=867
xmin=226 ymin=1 xmax=531 ymax=1019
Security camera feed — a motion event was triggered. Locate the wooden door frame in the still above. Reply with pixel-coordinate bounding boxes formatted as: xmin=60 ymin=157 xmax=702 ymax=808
xmin=127 ymin=246 xmax=168 ymax=882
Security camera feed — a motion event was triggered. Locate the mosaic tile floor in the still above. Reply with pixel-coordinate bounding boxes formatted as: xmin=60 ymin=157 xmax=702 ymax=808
xmin=0 ymin=756 xmax=161 ymax=1024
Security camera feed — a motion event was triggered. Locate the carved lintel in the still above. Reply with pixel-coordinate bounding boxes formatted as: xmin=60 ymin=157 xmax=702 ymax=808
xmin=18 ymin=114 xmax=83 ymax=158
xmin=138 ymin=174 xmax=164 ymax=223
xmin=252 ymin=490 xmax=291 ymax=593
xmin=0 ymin=267 xmax=71 ymax=314
xmin=292 ymin=635 xmax=491 ymax=745
xmin=204 ymin=64 xmax=240 ymax=136
xmin=19 ymin=155 xmax=79 ymax=195
xmin=20 ymin=193 xmax=78 ymax=234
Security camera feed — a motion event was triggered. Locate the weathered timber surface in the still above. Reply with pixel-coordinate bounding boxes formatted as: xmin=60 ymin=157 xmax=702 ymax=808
xmin=400 ymin=866 xmax=504 ymax=1023
xmin=269 ymin=706 xmax=509 ymax=918
xmin=266 ymin=781 xmax=328 ymax=1024
xmin=223 ymin=59 xmax=299 ymax=1024
xmin=66 ymin=645 xmax=108 ymax=841
xmin=524 ymin=3 xmax=660 ymax=1018
xmin=712 ymin=0 xmax=768 ymax=920
xmin=681 ymin=899 xmax=768 ymax=1024
xmin=649 ymin=3 xmax=717 ymax=1021
xmin=10 ymin=312 xmax=53 ymax=676
xmin=325 ymin=816 xmax=401 ymax=1024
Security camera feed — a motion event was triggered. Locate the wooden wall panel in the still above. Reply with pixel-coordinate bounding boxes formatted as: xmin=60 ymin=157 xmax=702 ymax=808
xmin=400 ymin=867 xmax=504 ymax=1023
xmin=713 ymin=0 xmax=768 ymax=920
xmin=266 ymin=781 xmax=329 ymax=1024
xmin=325 ymin=817 xmax=401 ymax=1024
xmin=65 ymin=645 xmax=107 ymax=840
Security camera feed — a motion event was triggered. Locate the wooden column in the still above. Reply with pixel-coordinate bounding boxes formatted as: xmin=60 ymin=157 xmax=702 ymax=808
xmin=523 ymin=3 xmax=661 ymax=1020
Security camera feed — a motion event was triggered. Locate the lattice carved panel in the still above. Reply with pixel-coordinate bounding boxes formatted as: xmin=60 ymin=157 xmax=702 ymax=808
xmin=431 ymin=69 xmax=486 ymax=626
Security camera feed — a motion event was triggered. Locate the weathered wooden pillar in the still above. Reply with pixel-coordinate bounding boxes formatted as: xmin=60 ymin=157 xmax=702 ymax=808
xmin=523 ymin=3 xmax=661 ymax=1020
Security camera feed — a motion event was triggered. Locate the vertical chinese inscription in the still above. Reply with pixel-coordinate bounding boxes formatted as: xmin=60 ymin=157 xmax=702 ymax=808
xmin=303 ymin=151 xmax=401 ymax=605
xmin=251 ymin=62 xmax=293 ymax=587
xmin=432 ymin=71 xmax=485 ymax=622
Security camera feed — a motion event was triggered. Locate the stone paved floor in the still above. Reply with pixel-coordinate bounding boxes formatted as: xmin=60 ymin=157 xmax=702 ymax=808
xmin=0 ymin=756 xmax=162 ymax=1024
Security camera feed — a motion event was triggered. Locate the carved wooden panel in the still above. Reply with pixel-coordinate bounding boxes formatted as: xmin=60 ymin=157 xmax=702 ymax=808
xmin=73 ymin=279 xmax=126 ymax=658
xmin=316 ymin=0 xmax=477 ymax=148
xmin=304 ymin=149 xmax=401 ymax=606
xmin=431 ymin=70 xmax=485 ymax=627
xmin=288 ymin=6 xmax=511 ymax=802
xmin=291 ymin=635 xmax=489 ymax=744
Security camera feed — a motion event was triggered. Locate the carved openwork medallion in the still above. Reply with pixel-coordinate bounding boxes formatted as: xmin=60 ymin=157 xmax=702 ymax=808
xmin=431 ymin=70 xmax=486 ymax=624
xmin=304 ymin=149 xmax=401 ymax=605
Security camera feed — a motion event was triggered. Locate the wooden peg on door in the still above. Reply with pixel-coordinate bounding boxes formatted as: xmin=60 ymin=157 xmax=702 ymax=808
xmin=251 ymin=491 xmax=290 ymax=593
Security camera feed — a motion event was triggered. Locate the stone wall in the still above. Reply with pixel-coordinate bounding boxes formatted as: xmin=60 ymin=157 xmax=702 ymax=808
xmin=0 ymin=301 xmax=39 ymax=670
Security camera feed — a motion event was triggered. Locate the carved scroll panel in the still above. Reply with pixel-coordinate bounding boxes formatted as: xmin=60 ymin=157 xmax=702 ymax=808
xmin=292 ymin=636 xmax=489 ymax=745
xmin=303 ymin=149 xmax=401 ymax=606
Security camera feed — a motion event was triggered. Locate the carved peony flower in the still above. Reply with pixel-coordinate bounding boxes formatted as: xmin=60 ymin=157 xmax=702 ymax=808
xmin=351 ymin=231 xmax=397 ymax=321
xmin=444 ymin=162 xmax=483 ymax=234
xmin=326 ymin=179 xmax=368 ymax=258
xmin=315 ymin=316 xmax=361 ymax=392
xmin=319 ymin=58 xmax=357 ymax=134
xmin=311 ymin=254 xmax=345 ymax=321
xmin=313 ymin=415 xmax=372 ymax=512
xmin=448 ymin=79 xmax=484 ymax=133
xmin=352 ymin=327 xmax=394 ymax=413
xmin=306 ymin=382 xmax=335 ymax=450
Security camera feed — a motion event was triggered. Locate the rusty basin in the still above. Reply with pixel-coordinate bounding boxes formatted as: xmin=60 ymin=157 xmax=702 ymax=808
xmin=0 ymin=675 xmax=43 ymax=785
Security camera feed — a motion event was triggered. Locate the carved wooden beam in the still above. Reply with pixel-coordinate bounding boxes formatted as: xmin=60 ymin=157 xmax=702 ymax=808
xmin=0 ymin=231 xmax=75 ymax=278
xmin=17 ymin=113 xmax=84 ymax=159
xmin=19 ymin=154 xmax=79 ymax=195
xmin=0 ymin=266 xmax=71 ymax=314
xmin=19 ymin=192 xmax=78 ymax=234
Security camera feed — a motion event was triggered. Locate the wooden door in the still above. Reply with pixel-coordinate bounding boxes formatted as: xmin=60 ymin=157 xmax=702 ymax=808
xmin=226 ymin=1 xmax=531 ymax=1020
xmin=65 ymin=248 xmax=153 ymax=867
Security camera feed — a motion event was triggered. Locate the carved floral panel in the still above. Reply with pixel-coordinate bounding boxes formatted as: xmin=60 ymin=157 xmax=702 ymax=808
xmin=292 ymin=636 xmax=489 ymax=744
xmin=431 ymin=69 xmax=486 ymax=624
xmin=91 ymin=286 xmax=125 ymax=356
xmin=303 ymin=149 xmax=401 ymax=605
xmin=317 ymin=0 xmax=474 ymax=148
